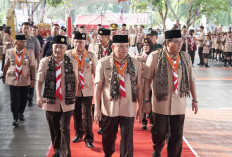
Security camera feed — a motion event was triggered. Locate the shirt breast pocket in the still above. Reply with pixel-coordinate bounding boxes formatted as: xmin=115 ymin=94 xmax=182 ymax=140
xmin=104 ymin=69 xmax=112 ymax=87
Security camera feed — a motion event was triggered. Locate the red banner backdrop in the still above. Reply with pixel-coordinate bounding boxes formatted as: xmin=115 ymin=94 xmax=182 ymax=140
xmin=67 ymin=17 xmax=72 ymax=38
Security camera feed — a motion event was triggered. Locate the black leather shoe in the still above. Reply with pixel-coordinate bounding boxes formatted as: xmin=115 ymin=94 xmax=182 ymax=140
xmin=12 ymin=119 xmax=19 ymax=127
xmin=19 ymin=113 xmax=25 ymax=121
xmin=73 ymin=135 xmax=83 ymax=143
xmin=86 ymin=142 xmax=94 ymax=148
xmin=52 ymin=152 xmax=59 ymax=157
xmin=142 ymin=125 xmax=147 ymax=130
xmin=97 ymin=128 xmax=102 ymax=135
xmin=152 ymin=151 xmax=161 ymax=157
xmin=28 ymin=100 xmax=33 ymax=106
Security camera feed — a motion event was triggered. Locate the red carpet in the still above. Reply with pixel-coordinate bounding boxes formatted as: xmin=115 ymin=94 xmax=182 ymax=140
xmin=46 ymin=117 xmax=195 ymax=157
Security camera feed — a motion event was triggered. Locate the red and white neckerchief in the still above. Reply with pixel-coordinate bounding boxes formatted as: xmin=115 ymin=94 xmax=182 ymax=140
xmin=121 ymin=30 xmax=125 ymax=35
xmin=78 ymin=53 xmax=85 ymax=90
xmin=115 ymin=60 xmax=128 ymax=98
xmin=55 ymin=60 xmax=63 ymax=102
xmin=172 ymin=59 xmax=179 ymax=94
xmin=166 ymin=51 xmax=180 ymax=94
xmin=6 ymin=33 xmax=14 ymax=43
xmin=190 ymin=37 xmax=194 ymax=51
xmin=15 ymin=52 xmax=23 ymax=81
xmin=137 ymin=31 xmax=141 ymax=43
xmin=229 ymin=38 xmax=232 ymax=45
xmin=103 ymin=46 xmax=108 ymax=57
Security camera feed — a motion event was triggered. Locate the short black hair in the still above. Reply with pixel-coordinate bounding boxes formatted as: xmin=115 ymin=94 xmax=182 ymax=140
xmin=5 ymin=26 xmax=11 ymax=35
xmin=22 ymin=22 xmax=32 ymax=27
xmin=33 ymin=26 xmax=38 ymax=29
xmin=52 ymin=23 xmax=60 ymax=27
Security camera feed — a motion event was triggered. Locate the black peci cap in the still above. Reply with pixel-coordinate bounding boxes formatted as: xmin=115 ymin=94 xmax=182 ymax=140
xmin=61 ymin=26 xmax=66 ymax=32
xmin=53 ymin=35 xmax=67 ymax=45
xmin=165 ymin=30 xmax=181 ymax=39
xmin=112 ymin=35 xmax=128 ymax=43
xmin=98 ymin=28 xmax=111 ymax=36
xmin=74 ymin=32 xmax=86 ymax=40
xmin=15 ymin=34 xmax=26 ymax=40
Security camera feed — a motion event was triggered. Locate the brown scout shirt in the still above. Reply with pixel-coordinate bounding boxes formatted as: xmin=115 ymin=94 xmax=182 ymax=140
xmin=223 ymin=36 xmax=232 ymax=52
xmin=66 ymin=49 xmax=98 ymax=97
xmin=3 ymin=34 xmax=14 ymax=55
xmin=137 ymin=52 xmax=149 ymax=92
xmin=136 ymin=31 xmax=145 ymax=44
xmin=37 ymin=56 xmax=79 ymax=112
xmin=95 ymin=56 xmax=142 ymax=117
xmin=203 ymin=40 xmax=210 ymax=54
xmin=197 ymin=32 xmax=204 ymax=47
xmin=5 ymin=48 xmax=35 ymax=86
xmin=143 ymin=49 xmax=195 ymax=115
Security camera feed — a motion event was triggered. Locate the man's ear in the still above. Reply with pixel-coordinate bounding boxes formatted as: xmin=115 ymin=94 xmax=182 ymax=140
xmin=111 ymin=44 xmax=115 ymax=51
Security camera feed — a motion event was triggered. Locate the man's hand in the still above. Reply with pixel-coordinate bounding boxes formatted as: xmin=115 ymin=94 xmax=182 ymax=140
xmin=136 ymin=107 xmax=143 ymax=123
xmin=37 ymin=96 xmax=43 ymax=108
xmin=143 ymin=102 xmax=151 ymax=114
xmin=192 ymin=102 xmax=198 ymax=114
xmin=2 ymin=77 xmax=6 ymax=84
xmin=94 ymin=108 xmax=101 ymax=124
xmin=31 ymin=80 xmax=35 ymax=88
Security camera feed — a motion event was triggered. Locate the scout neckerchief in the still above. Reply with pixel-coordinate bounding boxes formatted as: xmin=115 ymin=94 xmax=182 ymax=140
xmin=43 ymin=55 xmax=76 ymax=104
xmin=166 ymin=50 xmax=180 ymax=94
xmin=187 ymin=36 xmax=195 ymax=51
xmin=137 ymin=31 xmax=141 ymax=43
xmin=103 ymin=46 xmax=109 ymax=57
xmin=6 ymin=33 xmax=13 ymax=43
xmin=110 ymin=54 xmax=137 ymax=102
xmin=114 ymin=60 xmax=128 ymax=98
xmin=229 ymin=37 xmax=231 ymax=46
xmin=156 ymin=48 xmax=190 ymax=102
xmin=14 ymin=47 xmax=26 ymax=81
xmin=55 ymin=60 xmax=63 ymax=102
xmin=121 ymin=30 xmax=125 ymax=35
xmin=73 ymin=49 xmax=87 ymax=89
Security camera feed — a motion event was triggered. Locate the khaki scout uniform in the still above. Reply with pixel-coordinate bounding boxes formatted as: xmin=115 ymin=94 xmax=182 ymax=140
xmin=95 ymin=55 xmax=142 ymax=156
xmin=143 ymin=48 xmax=195 ymax=156
xmin=197 ymin=32 xmax=205 ymax=64
xmin=37 ymin=56 xmax=79 ymax=156
xmin=3 ymin=33 xmax=14 ymax=55
xmin=66 ymin=49 xmax=98 ymax=144
xmin=143 ymin=49 xmax=194 ymax=115
xmin=136 ymin=31 xmax=145 ymax=53
xmin=95 ymin=56 xmax=141 ymax=117
xmin=37 ymin=57 xmax=79 ymax=112
xmin=223 ymin=36 xmax=232 ymax=54
xmin=93 ymin=41 xmax=112 ymax=60
xmin=4 ymin=48 xmax=35 ymax=121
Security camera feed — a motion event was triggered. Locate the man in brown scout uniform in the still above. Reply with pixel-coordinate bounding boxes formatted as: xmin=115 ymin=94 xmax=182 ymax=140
xmin=136 ymin=25 xmax=146 ymax=54
xmin=94 ymin=28 xmax=112 ymax=134
xmin=197 ymin=26 xmax=205 ymax=65
xmin=95 ymin=28 xmax=112 ymax=60
xmin=222 ymin=31 xmax=232 ymax=67
xmin=2 ymin=34 xmax=36 ymax=126
xmin=143 ymin=30 xmax=198 ymax=157
xmin=94 ymin=35 xmax=143 ymax=157
xmin=118 ymin=24 xmax=128 ymax=35
xmin=66 ymin=32 xmax=98 ymax=148
xmin=36 ymin=35 xmax=79 ymax=157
